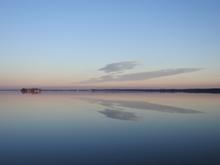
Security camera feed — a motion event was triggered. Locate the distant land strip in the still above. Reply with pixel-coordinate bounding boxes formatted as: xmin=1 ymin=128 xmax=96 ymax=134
xmin=44 ymin=88 xmax=220 ymax=93
xmin=0 ymin=88 xmax=220 ymax=94
xmin=93 ymin=88 xmax=220 ymax=93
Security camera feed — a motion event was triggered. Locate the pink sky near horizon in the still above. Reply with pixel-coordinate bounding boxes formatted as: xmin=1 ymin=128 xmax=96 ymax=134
xmin=1 ymin=70 xmax=220 ymax=89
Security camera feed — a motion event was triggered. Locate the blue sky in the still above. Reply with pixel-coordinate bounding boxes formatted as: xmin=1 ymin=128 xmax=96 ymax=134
xmin=0 ymin=0 xmax=219 ymax=88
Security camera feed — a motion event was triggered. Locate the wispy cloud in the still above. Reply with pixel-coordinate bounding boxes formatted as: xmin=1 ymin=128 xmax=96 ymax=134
xmin=99 ymin=61 xmax=139 ymax=73
xmin=81 ymin=68 xmax=203 ymax=83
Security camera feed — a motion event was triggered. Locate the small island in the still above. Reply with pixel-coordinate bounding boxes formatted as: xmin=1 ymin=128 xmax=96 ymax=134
xmin=21 ymin=88 xmax=41 ymax=94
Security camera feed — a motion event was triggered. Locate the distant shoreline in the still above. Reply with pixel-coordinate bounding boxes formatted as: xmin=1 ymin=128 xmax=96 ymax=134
xmin=41 ymin=88 xmax=220 ymax=94
xmin=0 ymin=88 xmax=220 ymax=94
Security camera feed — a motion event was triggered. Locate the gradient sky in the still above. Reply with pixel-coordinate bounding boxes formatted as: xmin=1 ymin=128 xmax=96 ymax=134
xmin=0 ymin=0 xmax=219 ymax=89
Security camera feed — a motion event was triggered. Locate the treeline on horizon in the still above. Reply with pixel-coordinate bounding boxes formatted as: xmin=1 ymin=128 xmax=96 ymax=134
xmin=44 ymin=88 xmax=220 ymax=93
xmin=0 ymin=88 xmax=220 ymax=93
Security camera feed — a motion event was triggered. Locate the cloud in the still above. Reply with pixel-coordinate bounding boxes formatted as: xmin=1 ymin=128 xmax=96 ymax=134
xmin=99 ymin=61 xmax=139 ymax=73
xmin=81 ymin=68 xmax=203 ymax=83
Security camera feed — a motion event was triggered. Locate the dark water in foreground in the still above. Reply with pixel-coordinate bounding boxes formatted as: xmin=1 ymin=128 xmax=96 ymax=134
xmin=0 ymin=92 xmax=219 ymax=164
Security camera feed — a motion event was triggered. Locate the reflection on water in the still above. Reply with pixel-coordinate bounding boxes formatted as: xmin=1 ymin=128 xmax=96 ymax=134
xmin=99 ymin=109 xmax=138 ymax=121
xmin=0 ymin=92 xmax=219 ymax=164
xmin=91 ymin=97 xmax=203 ymax=121
xmin=83 ymin=97 xmax=202 ymax=117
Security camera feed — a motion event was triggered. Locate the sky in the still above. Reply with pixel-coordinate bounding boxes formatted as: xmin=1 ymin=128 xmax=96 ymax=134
xmin=0 ymin=0 xmax=219 ymax=89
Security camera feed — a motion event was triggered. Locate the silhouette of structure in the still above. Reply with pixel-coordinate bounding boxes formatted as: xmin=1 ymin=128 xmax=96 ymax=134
xmin=21 ymin=88 xmax=41 ymax=94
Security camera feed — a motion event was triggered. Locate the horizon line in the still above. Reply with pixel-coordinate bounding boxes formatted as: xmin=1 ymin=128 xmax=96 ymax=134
xmin=1 ymin=88 xmax=220 ymax=94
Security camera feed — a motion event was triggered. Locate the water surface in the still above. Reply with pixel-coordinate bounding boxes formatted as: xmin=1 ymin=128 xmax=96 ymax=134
xmin=0 ymin=92 xmax=219 ymax=164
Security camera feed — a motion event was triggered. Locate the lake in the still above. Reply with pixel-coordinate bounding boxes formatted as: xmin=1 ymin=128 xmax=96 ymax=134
xmin=0 ymin=92 xmax=219 ymax=164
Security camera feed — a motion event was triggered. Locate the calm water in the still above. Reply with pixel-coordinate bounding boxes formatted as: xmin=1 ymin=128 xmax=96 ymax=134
xmin=0 ymin=92 xmax=220 ymax=164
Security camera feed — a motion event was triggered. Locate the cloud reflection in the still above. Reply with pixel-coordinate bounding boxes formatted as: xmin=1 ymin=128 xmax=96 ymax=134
xmin=99 ymin=109 xmax=138 ymax=121
xmin=85 ymin=98 xmax=203 ymax=114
